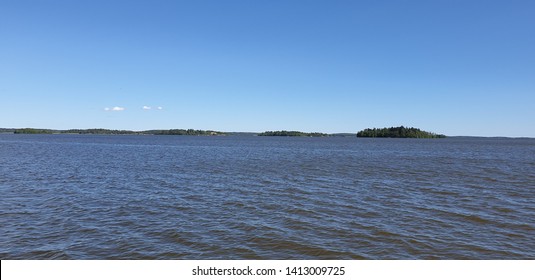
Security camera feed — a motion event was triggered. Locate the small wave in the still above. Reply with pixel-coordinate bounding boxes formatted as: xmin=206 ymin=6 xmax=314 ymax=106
xmin=25 ymin=249 xmax=71 ymax=260
xmin=248 ymin=236 xmax=364 ymax=259
xmin=155 ymin=251 xmax=191 ymax=259
xmin=459 ymin=213 xmax=492 ymax=224
xmin=158 ymin=229 xmax=197 ymax=246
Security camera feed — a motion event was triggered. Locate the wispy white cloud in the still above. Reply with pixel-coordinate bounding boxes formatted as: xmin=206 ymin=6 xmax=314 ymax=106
xmin=104 ymin=106 xmax=125 ymax=111
xmin=143 ymin=106 xmax=163 ymax=110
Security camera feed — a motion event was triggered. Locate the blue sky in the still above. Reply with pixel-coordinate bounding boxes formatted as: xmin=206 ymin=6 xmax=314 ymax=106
xmin=1 ymin=0 xmax=534 ymax=136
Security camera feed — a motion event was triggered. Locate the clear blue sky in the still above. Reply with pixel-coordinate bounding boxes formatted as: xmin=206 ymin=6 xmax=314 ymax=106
xmin=1 ymin=0 xmax=534 ymax=136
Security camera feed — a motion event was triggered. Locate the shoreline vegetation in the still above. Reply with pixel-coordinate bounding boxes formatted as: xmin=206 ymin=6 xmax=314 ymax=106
xmin=1 ymin=128 xmax=226 ymax=136
xmin=258 ymin=131 xmax=328 ymax=137
xmin=0 ymin=126 xmax=446 ymax=138
xmin=356 ymin=126 xmax=446 ymax=138
xmin=0 ymin=128 xmax=332 ymax=137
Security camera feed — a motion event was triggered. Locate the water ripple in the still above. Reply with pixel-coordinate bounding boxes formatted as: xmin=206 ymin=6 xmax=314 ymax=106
xmin=1 ymin=135 xmax=534 ymax=259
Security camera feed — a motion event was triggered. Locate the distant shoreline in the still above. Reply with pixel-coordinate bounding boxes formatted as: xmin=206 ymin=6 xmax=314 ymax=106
xmin=0 ymin=128 xmax=355 ymax=137
xmin=0 ymin=128 xmax=226 ymax=136
xmin=1 ymin=127 xmax=533 ymax=138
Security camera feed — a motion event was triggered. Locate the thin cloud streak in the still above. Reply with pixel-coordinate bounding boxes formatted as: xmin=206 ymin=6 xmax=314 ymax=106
xmin=142 ymin=106 xmax=163 ymax=110
xmin=104 ymin=106 xmax=126 ymax=111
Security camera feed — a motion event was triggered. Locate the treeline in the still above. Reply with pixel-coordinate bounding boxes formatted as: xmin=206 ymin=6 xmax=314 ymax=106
xmin=4 ymin=127 xmax=446 ymax=138
xmin=13 ymin=128 xmax=54 ymax=134
xmin=145 ymin=129 xmax=225 ymax=136
xmin=356 ymin=126 xmax=446 ymax=138
xmin=64 ymin=129 xmax=139 ymax=135
xmin=7 ymin=128 xmax=225 ymax=136
xmin=258 ymin=130 xmax=328 ymax=137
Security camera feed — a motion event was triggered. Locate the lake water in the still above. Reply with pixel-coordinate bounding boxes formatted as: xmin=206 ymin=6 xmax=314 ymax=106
xmin=1 ymin=134 xmax=534 ymax=259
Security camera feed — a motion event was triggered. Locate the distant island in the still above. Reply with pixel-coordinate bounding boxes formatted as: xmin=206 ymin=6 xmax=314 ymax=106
xmin=258 ymin=130 xmax=328 ymax=137
xmin=356 ymin=126 xmax=446 ymax=138
xmin=2 ymin=128 xmax=226 ymax=136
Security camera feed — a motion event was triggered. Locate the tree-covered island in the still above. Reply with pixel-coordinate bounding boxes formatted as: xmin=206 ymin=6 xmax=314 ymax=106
xmin=258 ymin=130 xmax=328 ymax=137
xmin=356 ymin=126 xmax=446 ymax=138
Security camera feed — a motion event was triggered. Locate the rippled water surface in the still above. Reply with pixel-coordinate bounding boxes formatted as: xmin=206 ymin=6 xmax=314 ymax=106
xmin=1 ymin=134 xmax=534 ymax=259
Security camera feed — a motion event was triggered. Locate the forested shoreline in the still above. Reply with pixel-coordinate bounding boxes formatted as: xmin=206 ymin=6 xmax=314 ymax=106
xmin=1 ymin=126 xmax=446 ymax=138
xmin=258 ymin=131 xmax=328 ymax=137
xmin=0 ymin=128 xmax=226 ymax=136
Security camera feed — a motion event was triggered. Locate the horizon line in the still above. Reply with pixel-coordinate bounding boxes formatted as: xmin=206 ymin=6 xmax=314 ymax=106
xmin=1 ymin=127 xmax=534 ymax=139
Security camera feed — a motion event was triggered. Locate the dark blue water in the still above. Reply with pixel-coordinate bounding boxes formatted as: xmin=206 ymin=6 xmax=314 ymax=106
xmin=1 ymin=134 xmax=534 ymax=259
